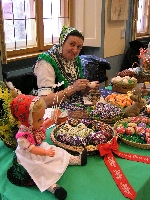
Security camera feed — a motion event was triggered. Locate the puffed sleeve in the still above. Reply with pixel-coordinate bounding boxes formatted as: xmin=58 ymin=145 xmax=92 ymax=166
xmin=17 ymin=137 xmax=35 ymax=152
xmin=34 ymin=60 xmax=55 ymax=96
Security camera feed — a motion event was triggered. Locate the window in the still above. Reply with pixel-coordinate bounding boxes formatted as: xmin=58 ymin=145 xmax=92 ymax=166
xmin=0 ymin=0 xmax=69 ymax=60
xmin=136 ymin=0 xmax=150 ymax=37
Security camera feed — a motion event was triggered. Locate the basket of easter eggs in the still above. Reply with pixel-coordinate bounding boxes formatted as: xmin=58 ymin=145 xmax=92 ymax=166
xmin=50 ymin=119 xmax=114 ymax=155
xmin=113 ymin=116 xmax=150 ymax=149
xmin=86 ymin=101 xmax=124 ymax=124
xmin=111 ymin=76 xmax=137 ymax=93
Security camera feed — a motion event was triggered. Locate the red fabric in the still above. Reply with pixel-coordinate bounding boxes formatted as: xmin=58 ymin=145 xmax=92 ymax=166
xmin=16 ymin=132 xmax=36 ymax=145
xmin=32 ymin=126 xmax=46 ymax=144
xmin=98 ymin=137 xmax=150 ymax=200
xmin=10 ymin=94 xmax=35 ymax=127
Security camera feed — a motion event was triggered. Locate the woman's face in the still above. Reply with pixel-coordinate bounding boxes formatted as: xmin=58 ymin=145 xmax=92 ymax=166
xmin=32 ymin=106 xmax=45 ymax=130
xmin=62 ymin=35 xmax=83 ymax=60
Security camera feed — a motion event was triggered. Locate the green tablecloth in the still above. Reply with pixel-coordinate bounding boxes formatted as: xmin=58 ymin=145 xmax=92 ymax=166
xmin=1 ymin=127 xmax=150 ymax=200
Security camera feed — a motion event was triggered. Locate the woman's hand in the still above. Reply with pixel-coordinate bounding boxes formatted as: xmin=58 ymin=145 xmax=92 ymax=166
xmin=45 ymin=147 xmax=55 ymax=157
xmin=73 ymin=79 xmax=89 ymax=92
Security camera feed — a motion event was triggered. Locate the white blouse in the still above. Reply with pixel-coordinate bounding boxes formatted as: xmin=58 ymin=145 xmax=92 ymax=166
xmin=34 ymin=60 xmax=55 ymax=96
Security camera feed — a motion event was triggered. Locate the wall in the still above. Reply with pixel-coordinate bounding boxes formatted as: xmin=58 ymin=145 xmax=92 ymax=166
xmin=104 ymin=0 xmax=127 ymax=57
xmin=83 ymin=0 xmax=134 ymax=84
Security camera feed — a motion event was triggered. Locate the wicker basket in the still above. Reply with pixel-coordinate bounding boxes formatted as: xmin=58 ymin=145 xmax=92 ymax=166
xmin=112 ymin=85 xmax=134 ymax=93
xmin=118 ymin=136 xmax=150 ymax=149
xmin=112 ymin=82 xmax=137 ymax=90
xmin=88 ymin=103 xmax=125 ymax=124
xmin=50 ymin=124 xmax=98 ymax=155
xmin=90 ymin=114 xmax=124 ymax=124
xmin=67 ymin=110 xmax=88 ymax=119
xmin=114 ymin=117 xmax=150 ymax=149
xmin=134 ymin=73 xmax=150 ymax=83
xmin=50 ymin=121 xmax=114 ymax=155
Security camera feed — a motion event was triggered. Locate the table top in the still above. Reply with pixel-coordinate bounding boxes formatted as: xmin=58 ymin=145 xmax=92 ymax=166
xmin=1 ymin=126 xmax=150 ymax=200
xmin=1 ymin=86 xmax=150 ymax=200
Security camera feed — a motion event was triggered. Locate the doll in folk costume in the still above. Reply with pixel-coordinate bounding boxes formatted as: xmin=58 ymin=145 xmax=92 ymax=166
xmin=7 ymin=94 xmax=87 ymax=200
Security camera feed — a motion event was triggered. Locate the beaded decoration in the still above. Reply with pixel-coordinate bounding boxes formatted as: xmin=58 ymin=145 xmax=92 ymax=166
xmin=59 ymin=25 xmax=84 ymax=46
xmin=51 ymin=86 xmax=74 ymax=122
xmin=38 ymin=52 xmax=83 ymax=88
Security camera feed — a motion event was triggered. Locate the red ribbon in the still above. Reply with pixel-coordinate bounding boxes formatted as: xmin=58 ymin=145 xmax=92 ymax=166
xmin=98 ymin=137 xmax=150 ymax=200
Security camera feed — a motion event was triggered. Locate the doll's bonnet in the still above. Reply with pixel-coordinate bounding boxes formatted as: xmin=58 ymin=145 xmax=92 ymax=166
xmin=10 ymin=94 xmax=40 ymax=127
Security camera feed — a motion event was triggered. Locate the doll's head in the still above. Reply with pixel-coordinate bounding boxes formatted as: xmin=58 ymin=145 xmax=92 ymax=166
xmin=10 ymin=94 xmax=46 ymax=129
xmin=32 ymin=97 xmax=46 ymax=129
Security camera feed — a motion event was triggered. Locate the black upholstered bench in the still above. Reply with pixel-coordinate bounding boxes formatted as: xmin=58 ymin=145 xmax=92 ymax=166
xmin=2 ymin=55 xmax=111 ymax=94
xmin=2 ymin=57 xmax=38 ymax=94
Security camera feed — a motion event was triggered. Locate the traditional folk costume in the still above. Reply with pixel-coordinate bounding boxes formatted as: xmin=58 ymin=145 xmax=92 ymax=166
xmin=33 ymin=26 xmax=84 ymax=109
xmin=7 ymin=94 xmax=87 ymax=200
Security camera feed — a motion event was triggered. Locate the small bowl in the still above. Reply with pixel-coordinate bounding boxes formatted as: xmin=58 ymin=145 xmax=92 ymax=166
xmin=57 ymin=116 xmax=68 ymax=124
xmin=57 ymin=110 xmax=68 ymax=124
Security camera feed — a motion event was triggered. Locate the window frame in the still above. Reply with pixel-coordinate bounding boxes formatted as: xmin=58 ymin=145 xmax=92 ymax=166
xmin=1 ymin=0 xmax=70 ymax=61
xmin=137 ymin=0 xmax=150 ymax=37
xmin=133 ymin=0 xmax=150 ymax=40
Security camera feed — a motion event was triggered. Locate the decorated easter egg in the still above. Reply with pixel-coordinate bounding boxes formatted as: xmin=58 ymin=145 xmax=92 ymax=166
xmin=125 ymin=127 xmax=135 ymax=135
xmin=87 ymin=81 xmax=97 ymax=88
xmin=115 ymin=126 xmax=126 ymax=134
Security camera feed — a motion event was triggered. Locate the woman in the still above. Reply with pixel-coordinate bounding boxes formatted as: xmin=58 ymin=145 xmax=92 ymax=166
xmin=33 ymin=25 xmax=99 ymax=108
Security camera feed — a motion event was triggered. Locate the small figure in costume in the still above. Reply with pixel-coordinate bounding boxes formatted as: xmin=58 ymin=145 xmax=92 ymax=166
xmin=7 ymin=94 xmax=87 ymax=200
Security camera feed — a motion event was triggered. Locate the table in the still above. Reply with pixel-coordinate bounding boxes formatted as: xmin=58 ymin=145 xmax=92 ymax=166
xmin=1 ymin=126 xmax=150 ymax=200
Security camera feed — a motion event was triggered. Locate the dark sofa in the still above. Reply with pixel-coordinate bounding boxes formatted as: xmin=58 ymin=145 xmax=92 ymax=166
xmin=2 ymin=57 xmax=38 ymax=94
xmin=2 ymin=55 xmax=111 ymax=94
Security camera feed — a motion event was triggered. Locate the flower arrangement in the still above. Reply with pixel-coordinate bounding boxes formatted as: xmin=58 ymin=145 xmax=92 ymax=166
xmin=0 ymin=81 xmax=19 ymax=149
xmin=138 ymin=47 xmax=150 ymax=73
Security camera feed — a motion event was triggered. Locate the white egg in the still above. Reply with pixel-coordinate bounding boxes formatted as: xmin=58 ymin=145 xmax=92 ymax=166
xmin=111 ymin=77 xmax=115 ymax=81
xmin=87 ymin=81 xmax=97 ymax=88
xmin=122 ymin=78 xmax=128 ymax=84
xmin=124 ymin=76 xmax=130 ymax=80
xmin=130 ymin=77 xmax=137 ymax=83
xmin=116 ymin=76 xmax=122 ymax=82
